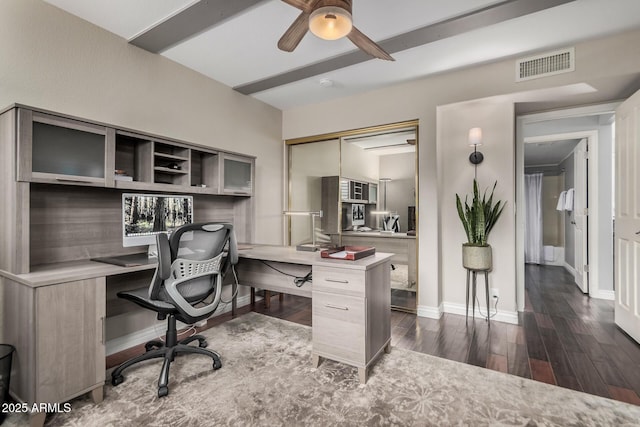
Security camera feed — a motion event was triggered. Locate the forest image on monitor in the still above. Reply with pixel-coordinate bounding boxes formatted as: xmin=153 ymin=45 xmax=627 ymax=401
xmin=124 ymin=195 xmax=193 ymax=237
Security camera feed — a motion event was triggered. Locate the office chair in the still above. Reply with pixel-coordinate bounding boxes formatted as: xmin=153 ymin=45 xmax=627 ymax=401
xmin=111 ymin=222 xmax=238 ymax=398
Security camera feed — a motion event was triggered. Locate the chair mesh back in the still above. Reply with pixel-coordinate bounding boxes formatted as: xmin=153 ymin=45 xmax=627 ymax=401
xmin=176 ymin=228 xmax=228 ymax=261
xmin=171 ymin=225 xmax=230 ymax=302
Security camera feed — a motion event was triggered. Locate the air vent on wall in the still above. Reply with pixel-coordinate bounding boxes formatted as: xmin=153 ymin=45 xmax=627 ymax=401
xmin=516 ymin=47 xmax=574 ymax=82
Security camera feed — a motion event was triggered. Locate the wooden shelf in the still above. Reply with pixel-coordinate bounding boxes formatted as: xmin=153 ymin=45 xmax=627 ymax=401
xmin=154 ymin=166 xmax=188 ymax=175
xmin=154 ymin=152 xmax=188 ymax=162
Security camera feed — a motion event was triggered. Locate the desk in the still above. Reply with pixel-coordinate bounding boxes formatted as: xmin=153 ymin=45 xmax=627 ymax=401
xmin=0 ymin=246 xmax=392 ymax=427
xmin=237 ymin=245 xmax=393 ymax=383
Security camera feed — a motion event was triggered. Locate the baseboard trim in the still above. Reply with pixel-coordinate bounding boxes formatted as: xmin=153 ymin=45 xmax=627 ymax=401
xmin=417 ymin=304 xmax=443 ymax=319
xmin=106 ymin=294 xmax=253 ymax=356
xmin=442 ymin=302 xmax=519 ymax=325
xmin=417 ymin=302 xmax=518 ymax=324
xmin=593 ymin=290 xmax=615 ymax=301
xmin=563 ymin=262 xmax=577 ymax=278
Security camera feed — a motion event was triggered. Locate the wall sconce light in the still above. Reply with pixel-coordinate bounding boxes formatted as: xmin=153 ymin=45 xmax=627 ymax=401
xmin=468 ymin=127 xmax=484 ymax=165
xmin=283 ymin=210 xmax=323 ymax=251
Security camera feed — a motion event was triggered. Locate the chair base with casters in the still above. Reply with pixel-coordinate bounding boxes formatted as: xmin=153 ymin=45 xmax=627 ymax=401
xmin=110 ymin=309 xmax=222 ymax=398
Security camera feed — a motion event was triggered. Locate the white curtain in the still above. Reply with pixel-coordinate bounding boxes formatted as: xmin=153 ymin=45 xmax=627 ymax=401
xmin=525 ymin=173 xmax=544 ymax=264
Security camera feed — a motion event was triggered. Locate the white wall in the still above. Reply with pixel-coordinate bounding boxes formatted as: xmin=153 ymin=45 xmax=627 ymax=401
xmin=283 ymin=28 xmax=640 ymax=319
xmin=0 ymin=0 xmax=284 ymax=245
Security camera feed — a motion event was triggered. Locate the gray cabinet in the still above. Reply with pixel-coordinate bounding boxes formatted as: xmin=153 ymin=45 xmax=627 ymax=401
xmin=312 ymin=262 xmax=391 ymax=383
xmin=322 ymin=176 xmax=379 ymax=235
xmin=17 ymin=109 xmax=111 ymax=187
xmin=220 ymin=153 xmax=254 ymax=196
xmin=14 ymin=106 xmax=255 ymax=196
xmin=3 ymin=277 xmax=106 ymax=412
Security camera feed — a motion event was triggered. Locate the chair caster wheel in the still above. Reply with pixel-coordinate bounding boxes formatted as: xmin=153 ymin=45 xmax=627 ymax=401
xmin=213 ymin=359 xmax=222 ymax=370
xmin=112 ymin=375 xmax=124 ymax=386
xmin=145 ymin=343 xmax=157 ymax=352
xmin=158 ymin=386 xmax=169 ymax=398
xmin=199 ymin=340 xmax=208 ymax=348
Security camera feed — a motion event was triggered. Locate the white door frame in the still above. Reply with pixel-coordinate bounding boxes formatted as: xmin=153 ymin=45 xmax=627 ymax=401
xmin=515 ymin=102 xmax=618 ymax=311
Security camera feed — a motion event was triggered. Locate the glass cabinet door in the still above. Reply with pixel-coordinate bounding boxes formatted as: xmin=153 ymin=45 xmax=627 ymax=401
xmin=18 ymin=109 xmax=108 ymax=185
xmin=221 ymin=154 xmax=254 ymax=195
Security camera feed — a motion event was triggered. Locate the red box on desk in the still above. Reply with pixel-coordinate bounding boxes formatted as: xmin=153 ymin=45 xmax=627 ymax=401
xmin=320 ymin=246 xmax=376 ymax=260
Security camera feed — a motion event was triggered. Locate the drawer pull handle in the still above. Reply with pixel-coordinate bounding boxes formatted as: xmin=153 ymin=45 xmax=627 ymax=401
xmin=325 ymin=303 xmax=349 ymax=311
xmin=325 ymin=278 xmax=349 ymax=284
xmin=55 ymin=177 xmax=93 ymax=184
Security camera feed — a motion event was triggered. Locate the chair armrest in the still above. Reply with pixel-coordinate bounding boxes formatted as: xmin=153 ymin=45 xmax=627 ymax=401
xmin=156 ymin=233 xmax=172 ymax=280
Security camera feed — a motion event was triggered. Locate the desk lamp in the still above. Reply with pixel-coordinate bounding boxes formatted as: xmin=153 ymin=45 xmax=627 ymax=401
xmin=283 ymin=210 xmax=323 ymax=251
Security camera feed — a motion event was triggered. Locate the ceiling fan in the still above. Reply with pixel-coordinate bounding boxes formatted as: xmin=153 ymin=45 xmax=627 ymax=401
xmin=278 ymin=0 xmax=395 ymax=61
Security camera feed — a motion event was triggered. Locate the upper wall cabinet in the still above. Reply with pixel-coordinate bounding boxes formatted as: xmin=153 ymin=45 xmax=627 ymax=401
xmin=13 ymin=106 xmax=254 ymax=196
xmin=17 ymin=109 xmax=111 ymax=187
xmin=220 ymin=153 xmax=254 ymax=196
xmin=340 ymin=178 xmax=377 ymax=204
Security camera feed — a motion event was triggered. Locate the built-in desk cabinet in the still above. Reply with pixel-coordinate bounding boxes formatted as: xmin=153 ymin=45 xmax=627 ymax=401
xmin=0 ymin=104 xmax=257 ymax=426
xmin=3 ymin=275 xmax=106 ymax=424
xmin=220 ymin=153 xmax=254 ymax=196
xmin=15 ymin=106 xmax=254 ymax=196
xmin=17 ymin=109 xmax=112 ymax=187
xmin=312 ymin=262 xmax=391 ymax=383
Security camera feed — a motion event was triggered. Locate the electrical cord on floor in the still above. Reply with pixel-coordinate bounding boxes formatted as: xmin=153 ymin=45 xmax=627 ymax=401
xmin=475 ymin=295 xmax=499 ymax=320
xmin=154 ymin=322 xmax=197 ymax=343
xmin=220 ymin=265 xmax=240 ymax=304
xmin=259 ymin=260 xmax=312 ymax=288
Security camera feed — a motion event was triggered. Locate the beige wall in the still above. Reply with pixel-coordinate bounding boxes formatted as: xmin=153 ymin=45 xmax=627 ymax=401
xmin=0 ymin=0 xmax=283 ymax=345
xmin=0 ymin=0 xmax=284 ymax=245
xmin=283 ymin=28 xmax=640 ymax=318
xmin=341 ymin=140 xmax=380 ymax=182
xmin=438 ymin=100 xmax=516 ymax=312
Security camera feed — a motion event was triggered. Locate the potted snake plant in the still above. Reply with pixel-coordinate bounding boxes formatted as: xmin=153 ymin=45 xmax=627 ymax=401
xmin=455 ymin=180 xmax=505 ymax=270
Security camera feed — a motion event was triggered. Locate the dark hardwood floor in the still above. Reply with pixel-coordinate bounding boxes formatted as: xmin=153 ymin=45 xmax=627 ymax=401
xmin=108 ymin=264 xmax=640 ymax=406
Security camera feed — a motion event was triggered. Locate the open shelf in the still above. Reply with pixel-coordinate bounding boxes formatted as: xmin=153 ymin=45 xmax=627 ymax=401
xmin=115 ymin=132 xmax=153 ymax=184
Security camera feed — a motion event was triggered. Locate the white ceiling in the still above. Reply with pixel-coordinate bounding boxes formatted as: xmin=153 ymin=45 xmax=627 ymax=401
xmin=44 ymin=0 xmax=640 ymax=110
xmin=344 ymin=129 xmax=416 ymax=156
xmin=524 ymin=138 xmax=580 ymax=167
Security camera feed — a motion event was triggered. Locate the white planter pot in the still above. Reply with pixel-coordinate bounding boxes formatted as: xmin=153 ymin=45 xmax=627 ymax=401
xmin=462 ymin=245 xmax=492 ymax=270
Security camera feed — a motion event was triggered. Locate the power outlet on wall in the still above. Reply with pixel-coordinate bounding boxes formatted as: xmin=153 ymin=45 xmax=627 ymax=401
xmin=491 ymin=288 xmax=499 ymax=299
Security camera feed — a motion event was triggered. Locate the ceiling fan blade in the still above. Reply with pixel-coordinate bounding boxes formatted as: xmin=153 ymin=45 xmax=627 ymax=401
xmin=347 ymin=27 xmax=394 ymax=61
xmin=278 ymin=11 xmax=310 ymax=52
xmin=280 ymin=0 xmax=316 ymax=13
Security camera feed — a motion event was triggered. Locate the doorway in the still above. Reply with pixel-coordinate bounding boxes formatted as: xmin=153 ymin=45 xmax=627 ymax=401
xmin=516 ymin=103 xmax=617 ymax=310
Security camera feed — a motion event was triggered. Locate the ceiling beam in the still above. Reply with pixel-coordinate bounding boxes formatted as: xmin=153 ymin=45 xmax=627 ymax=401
xmin=234 ymin=0 xmax=576 ymax=95
xmin=129 ymin=0 xmax=270 ymax=53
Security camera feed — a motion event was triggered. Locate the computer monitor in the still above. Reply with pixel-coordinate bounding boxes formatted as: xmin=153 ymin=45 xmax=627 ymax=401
xmin=122 ymin=193 xmax=193 ymax=248
xmin=352 ymin=203 xmax=365 ymax=227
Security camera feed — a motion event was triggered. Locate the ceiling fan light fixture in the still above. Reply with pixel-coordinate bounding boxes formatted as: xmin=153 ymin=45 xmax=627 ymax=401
xmin=309 ymin=6 xmax=353 ymax=40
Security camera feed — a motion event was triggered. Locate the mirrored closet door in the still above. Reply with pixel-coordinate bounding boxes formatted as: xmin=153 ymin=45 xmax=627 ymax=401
xmin=286 ymin=122 xmax=418 ymax=312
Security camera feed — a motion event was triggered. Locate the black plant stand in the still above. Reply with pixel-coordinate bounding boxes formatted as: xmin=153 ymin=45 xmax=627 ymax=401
xmin=465 ymin=267 xmax=491 ymax=325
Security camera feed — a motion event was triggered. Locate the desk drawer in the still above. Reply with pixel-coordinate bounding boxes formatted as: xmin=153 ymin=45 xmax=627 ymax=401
xmin=312 ymin=290 xmax=365 ymax=365
xmin=313 ymin=266 xmax=365 ymax=297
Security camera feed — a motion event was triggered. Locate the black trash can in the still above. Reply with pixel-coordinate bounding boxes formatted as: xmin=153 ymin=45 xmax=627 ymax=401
xmin=0 ymin=344 xmax=15 ymax=425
